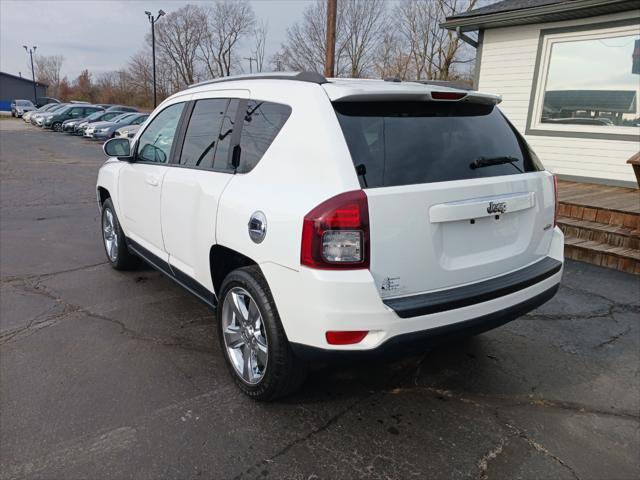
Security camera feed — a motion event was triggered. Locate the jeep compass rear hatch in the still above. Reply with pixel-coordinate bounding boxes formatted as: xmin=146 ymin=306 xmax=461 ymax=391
xmin=333 ymin=98 xmax=556 ymax=300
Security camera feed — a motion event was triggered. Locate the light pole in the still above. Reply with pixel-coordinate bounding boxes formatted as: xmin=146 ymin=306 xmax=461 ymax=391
xmin=324 ymin=0 xmax=337 ymax=77
xmin=145 ymin=9 xmax=165 ymax=108
xmin=23 ymin=45 xmax=37 ymax=104
xmin=244 ymin=56 xmax=256 ymax=74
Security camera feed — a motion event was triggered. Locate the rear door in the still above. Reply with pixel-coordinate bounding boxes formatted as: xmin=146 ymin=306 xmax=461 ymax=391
xmin=334 ymin=100 xmax=555 ymax=299
xmin=160 ymin=90 xmax=248 ymax=290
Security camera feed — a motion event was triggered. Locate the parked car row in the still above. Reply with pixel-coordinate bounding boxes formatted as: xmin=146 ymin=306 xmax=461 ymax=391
xmin=19 ymin=100 xmax=148 ymax=141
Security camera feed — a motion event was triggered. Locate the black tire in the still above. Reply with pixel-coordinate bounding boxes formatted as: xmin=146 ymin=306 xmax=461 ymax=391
xmin=52 ymin=122 xmax=62 ymax=132
xmin=101 ymin=198 xmax=139 ymax=270
xmin=217 ymin=266 xmax=307 ymax=401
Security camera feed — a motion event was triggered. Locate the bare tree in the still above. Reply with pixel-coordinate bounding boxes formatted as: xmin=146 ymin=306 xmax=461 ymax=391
xmin=341 ymin=0 xmax=387 ymax=77
xmin=374 ymin=31 xmax=412 ymax=80
xmin=392 ymin=0 xmax=478 ymax=81
xmin=34 ymin=54 xmax=64 ymax=97
xmin=199 ymin=0 xmax=255 ymax=78
xmin=277 ymin=0 xmax=347 ymax=75
xmin=269 ymin=51 xmax=286 ymax=72
xmin=252 ymin=20 xmax=268 ymax=73
xmin=432 ymin=0 xmax=478 ymax=80
xmin=154 ymin=4 xmax=207 ymax=88
xmin=127 ymin=50 xmax=153 ymax=104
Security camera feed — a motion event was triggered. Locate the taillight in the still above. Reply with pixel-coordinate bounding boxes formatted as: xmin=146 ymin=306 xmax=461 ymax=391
xmin=552 ymin=174 xmax=558 ymax=227
xmin=301 ymin=190 xmax=369 ymax=269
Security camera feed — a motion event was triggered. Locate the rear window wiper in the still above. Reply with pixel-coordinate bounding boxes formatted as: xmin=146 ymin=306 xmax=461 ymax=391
xmin=470 ymin=156 xmax=522 ymax=173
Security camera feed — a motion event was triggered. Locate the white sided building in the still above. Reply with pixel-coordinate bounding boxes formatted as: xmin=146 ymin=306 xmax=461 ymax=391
xmin=443 ymin=0 xmax=640 ymax=187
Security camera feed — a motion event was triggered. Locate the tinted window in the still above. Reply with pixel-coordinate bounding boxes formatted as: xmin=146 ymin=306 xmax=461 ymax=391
xmin=215 ymin=100 xmax=239 ymax=171
xmin=86 ymin=111 xmax=103 ymax=121
xmin=136 ymin=103 xmax=185 ymax=164
xmin=103 ymin=112 xmax=122 ymax=121
xmin=16 ymin=100 xmax=32 ymax=106
xmin=180 ymin=99 xmax=228 ymax=169
xmin=113 ymin=113 xmax=135 ymax=123
xmin=130 ymin=114 xmax=148 ymax=125
xmin=238 ymin=100 xmax=291 ymax=173
xmin=334 ymin=102 xmax=542 ymax=188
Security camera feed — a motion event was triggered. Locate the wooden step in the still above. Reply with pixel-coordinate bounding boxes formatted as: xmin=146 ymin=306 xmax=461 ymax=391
xmin=558 ymin=216 xmax=640 ymax=250
xmin=557 ymin=202 xmax=639 ymax=229
xmin=564 ymin=236 xmax=640 ymax=275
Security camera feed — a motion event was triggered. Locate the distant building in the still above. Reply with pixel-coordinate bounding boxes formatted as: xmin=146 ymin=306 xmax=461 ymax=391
xmin=442 ymin=0 xmax=640 ymax=187
xmin=0 ymin=72 xmax=48 ymax=111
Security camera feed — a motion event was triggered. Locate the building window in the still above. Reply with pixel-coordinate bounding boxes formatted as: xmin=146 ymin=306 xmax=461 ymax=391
xmin=529 ymin=22 xmax=640 ymax=139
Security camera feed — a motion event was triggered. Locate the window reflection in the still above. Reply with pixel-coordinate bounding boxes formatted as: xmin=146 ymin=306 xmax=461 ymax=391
xmin=541 ymin=33 xmax=640 ymax=128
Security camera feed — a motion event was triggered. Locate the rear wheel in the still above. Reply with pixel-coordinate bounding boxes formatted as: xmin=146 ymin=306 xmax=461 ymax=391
xmin=101 ymin=198 xmax=139 ymax=270
xmin=218 ymin=266 xmax=307 ymax=401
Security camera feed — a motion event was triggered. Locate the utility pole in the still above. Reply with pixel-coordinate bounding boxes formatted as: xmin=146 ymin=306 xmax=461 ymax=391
xmin=324 ymin=0 xmax=337 ymax=77
xmin=244 ymin=56 xmax=256 ymax=74
xmin=23 ymin=45 xmax=37 ymax=104
xmin=145 ymin=9 xmax=165 ymax=108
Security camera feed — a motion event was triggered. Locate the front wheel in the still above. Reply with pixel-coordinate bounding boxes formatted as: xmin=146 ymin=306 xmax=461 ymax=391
xmin=52 ymin=122 xmax=63 ymax=132
xmin=218 ymin=266 xmax=307 ymax=401
xmin=101 ymin=198 xmax=139 ymax=270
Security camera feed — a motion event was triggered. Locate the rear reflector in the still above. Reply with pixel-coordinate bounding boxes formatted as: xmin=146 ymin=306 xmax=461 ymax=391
xmin=431 ymin=91 xmax=467 ymax=100
xmin=326 ymin=331 xmax=368 ymax=345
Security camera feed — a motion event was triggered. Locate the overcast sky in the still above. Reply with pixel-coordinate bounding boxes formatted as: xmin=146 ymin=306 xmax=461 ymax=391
xmin=0 ymin=0 xmax=314 ymax=80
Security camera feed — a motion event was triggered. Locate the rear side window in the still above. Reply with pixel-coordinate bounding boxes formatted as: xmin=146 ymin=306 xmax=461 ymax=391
xmin=238 ymin=100 xmax=291 ymax=173
xmin=179 ymin=99 xmax=239 ymax=171
xmin=334 ymin=102 xmax=542 ymax=188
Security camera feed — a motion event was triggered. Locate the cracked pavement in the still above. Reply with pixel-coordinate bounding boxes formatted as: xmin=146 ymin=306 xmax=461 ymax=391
xmin=1 ymin=119 xmax=639 ymax=479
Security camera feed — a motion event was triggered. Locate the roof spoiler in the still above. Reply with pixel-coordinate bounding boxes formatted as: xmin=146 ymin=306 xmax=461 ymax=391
xmin=326 ymin=87 xmax=501 ymax=105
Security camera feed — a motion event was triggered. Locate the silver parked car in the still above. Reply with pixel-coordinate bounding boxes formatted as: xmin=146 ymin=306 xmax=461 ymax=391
xmin=11 ymin=99 xmax=36 ymax=117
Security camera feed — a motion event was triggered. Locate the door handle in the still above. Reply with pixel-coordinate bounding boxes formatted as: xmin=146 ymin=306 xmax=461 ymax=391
xmin=145 ymin=175 xmax=159 ymax=187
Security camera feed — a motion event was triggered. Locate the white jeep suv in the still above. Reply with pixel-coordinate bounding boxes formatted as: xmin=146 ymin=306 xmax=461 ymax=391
xmin=97 ymin=72 xmax=564 ymax=400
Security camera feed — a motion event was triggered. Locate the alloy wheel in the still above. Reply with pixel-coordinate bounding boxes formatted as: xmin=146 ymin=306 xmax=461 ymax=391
xmin=221 ymin=287 xmax=268 ymax=384
xmin=102 ymin=208 xmax=118 ymax=262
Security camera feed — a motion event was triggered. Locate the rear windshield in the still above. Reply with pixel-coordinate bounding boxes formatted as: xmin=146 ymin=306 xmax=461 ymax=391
xmin=334 ymin=101 xmax=542 ymax=188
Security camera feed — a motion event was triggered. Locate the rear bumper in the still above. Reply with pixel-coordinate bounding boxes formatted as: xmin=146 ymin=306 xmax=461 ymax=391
xmin=291 ymin=283 xmax=559 ymax=361
xmin=262 ymin=227 xmax=564 ymax=355
xmin=384 ymin=257 xmax=561 ymax=318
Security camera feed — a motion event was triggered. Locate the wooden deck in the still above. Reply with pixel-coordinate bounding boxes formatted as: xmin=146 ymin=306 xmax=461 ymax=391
xmin=557 ymin=180 xmax=639 ymax=215
xmin=556 ymin=180 xmax=639 ymax=274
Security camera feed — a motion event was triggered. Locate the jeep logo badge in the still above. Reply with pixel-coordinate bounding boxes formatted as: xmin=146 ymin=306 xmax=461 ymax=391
xmin=487 ymin=201 xmax=507 ymax=214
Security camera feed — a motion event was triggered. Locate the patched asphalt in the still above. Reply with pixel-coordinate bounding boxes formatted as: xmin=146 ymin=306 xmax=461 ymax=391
xmin=1 ymin=119 xmax=639 ymax=480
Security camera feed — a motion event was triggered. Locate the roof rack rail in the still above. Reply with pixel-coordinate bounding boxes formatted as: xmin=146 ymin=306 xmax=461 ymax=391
xmin=188 ymin=71 xmax=328 ymax=89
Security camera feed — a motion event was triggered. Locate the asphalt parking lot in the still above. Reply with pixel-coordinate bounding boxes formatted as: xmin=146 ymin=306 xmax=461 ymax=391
xmin=0 ymin=118 xmax=638 ymax=480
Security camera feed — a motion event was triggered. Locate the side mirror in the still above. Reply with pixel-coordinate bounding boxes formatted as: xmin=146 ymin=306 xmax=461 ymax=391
xmin=103 ymin=137 xmax=133 ymax=161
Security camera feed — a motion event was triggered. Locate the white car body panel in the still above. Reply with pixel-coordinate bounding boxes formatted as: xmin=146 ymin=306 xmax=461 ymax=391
xmin=263 ymin=227 xmax=563 ymax=349
xmin=96 ymin=76 xmax=564 ymax=352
